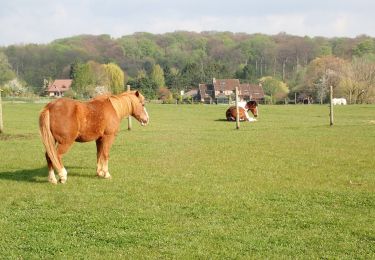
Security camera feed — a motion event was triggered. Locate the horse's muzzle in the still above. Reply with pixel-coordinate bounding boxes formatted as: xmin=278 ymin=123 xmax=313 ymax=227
xmin=140 ymin=107 xmax=149 ymax=126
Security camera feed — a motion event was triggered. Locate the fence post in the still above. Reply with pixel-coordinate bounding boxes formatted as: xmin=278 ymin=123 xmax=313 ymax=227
xmin=127 ymin=85 xmax=132 ymax=131
xmin=0 ymin=89 xmax=3 ymax=134
xmin=329 ymin=85 xmax=334 ymax=126
xmin=235 ymin=87 xmax=240 ymax=130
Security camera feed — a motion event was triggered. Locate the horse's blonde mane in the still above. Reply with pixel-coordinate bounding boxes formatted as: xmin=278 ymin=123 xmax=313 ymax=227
xmin=108 ymin=91 xmax=137 ymax=119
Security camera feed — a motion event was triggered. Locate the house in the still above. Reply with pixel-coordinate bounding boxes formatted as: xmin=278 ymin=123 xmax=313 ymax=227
xmin=197 ymin=78 xmax=265 ymax=104
xmin=182 ymin=89 xmax=200 ymax=102
xmin=198 ymin=83 xmax=215 ymax=103
xmin=238 ymin=83 xmax=265 ymax=102
xmin=46 ymin=79 xmax=73 ymax=97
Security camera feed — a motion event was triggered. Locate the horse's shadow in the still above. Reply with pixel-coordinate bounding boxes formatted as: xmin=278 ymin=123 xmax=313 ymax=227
xmin=0 ymin=167 xmax=47 ymax=183
xmin=0 ymin=166 xmax=93 ymax=183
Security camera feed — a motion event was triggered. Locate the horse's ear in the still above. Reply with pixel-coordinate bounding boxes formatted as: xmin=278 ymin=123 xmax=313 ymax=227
xmin=135 ymin=91 xmax=140 ymax=97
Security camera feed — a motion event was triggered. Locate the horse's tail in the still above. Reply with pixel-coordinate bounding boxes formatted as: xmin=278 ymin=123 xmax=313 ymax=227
xmin=39 ymin=108 xmax=62 ymax=170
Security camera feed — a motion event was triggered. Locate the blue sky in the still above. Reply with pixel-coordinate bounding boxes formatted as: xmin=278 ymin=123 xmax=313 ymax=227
xmin=0 ymin=0 xmax=374 ymax=46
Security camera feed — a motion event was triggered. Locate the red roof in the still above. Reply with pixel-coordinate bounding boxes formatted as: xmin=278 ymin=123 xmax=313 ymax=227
xmin=47 ymin=79 xmax=73 ymax=92
xmin=239 ymin=83 xmax=264 ymax=100
xmin=213 ymin=78 xmax=240 ymax=91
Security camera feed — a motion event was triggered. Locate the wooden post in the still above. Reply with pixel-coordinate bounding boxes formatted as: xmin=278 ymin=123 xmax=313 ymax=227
xmin=329 ymin=85 xmax=334 ymax=126
xmin=0 ymin=89 xmax=3 ymax=133
xmin=127 ymin=85 xmax=132 ymax=131
xmin=294 ymin=92 xmax=297 ymax=104
xmin=235 ymin=87 xmax=240 ymax=130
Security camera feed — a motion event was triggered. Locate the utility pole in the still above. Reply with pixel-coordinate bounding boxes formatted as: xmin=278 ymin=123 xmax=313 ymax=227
xmin=235 ymin=87 xmax=240 ymax=130
xmin=0 ymin=89 xmax=3 ymax=133
xmin=329 ymin=86 xmax=334 ymax=126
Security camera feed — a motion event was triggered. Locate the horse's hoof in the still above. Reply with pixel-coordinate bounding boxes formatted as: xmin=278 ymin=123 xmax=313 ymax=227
xmin=49 ymin=178 xmax=58 ymax=185
xmin=59 ymin=178 xmax=67 ymax=184
xmin=104 ymin=172 xmax=112 ymax=179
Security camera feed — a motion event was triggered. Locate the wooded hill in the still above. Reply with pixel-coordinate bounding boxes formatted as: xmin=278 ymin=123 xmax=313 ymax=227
xmin=1 ymin=31 xmax=375 ymax=103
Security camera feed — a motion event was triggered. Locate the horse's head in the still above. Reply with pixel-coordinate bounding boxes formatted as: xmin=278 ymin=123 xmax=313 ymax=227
xmin=132 ymin=91 xmax=149 ymax=126
xmin=245 ymin=100 xmax=258 ymax=117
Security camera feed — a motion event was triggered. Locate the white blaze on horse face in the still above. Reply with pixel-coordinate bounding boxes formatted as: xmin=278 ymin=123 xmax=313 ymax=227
xmin=141 ymin=107 xmax=149 ymax=126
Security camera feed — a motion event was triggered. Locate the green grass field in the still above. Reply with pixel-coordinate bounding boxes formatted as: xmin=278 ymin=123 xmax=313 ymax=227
xmin=0 ymin=102 xmax=374 ymax=259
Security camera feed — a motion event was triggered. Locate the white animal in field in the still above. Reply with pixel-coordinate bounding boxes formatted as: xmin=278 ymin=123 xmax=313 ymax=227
xmin=332 ymin=98 xmax=347 ymax=105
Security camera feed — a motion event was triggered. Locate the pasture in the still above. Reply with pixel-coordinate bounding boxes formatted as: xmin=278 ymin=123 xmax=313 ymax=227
xmin=0 ymin=102 xmax=374 ymax=258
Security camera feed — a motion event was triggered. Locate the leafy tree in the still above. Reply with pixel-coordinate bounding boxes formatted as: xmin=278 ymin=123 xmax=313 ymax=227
xmin=164 ymin=66 xmax=182 ymax=94
xmin=71 ymin=61 xmax=94 ymax=97
xmin=87 ymin=61 xmax=109 ymax=88
xmin=0 ymin=52 xmax=16 ymax=85
xmin=157 ymin=87 xmax=174 ymax=103
xmin=331 ymin=37 xmax=355 ymax=59
xmin=353 ymin=39 xmax=375 ymax=57
xmin=129 ymin=70 xmax=157 ymax=99
xmin=103 ymin=63 xmax=126 ymax=94
xmin=181 ymin=62 xmax=204 ymax=88
xmin=259 ymin=76 xmax=289 ymax=104
xmin=304 ymin=56 xmax=346 ymax=101
xmin=0 ymin=52 xmax=16 ymax=134
xmin=340 ymin=57 xmax=375 ymax=103
xmin=150 ymin=64 xmax=165 ymax=88
xmin=203 ymin=61 xmax=229 ymax=82
xmin=235 ymin=64 xmax=256 ymax=82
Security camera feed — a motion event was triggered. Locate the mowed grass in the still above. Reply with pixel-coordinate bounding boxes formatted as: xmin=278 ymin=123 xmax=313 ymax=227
xmin=0 ymin=102 xmax=374 ymax=259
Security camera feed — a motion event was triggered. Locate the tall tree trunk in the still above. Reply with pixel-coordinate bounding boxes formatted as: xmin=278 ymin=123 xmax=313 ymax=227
xmin=264 ymin=61 xmax=267 ymax=76
xmin=273 ymin=57 xmax=276 ymax=77
xmin=296 ymin=56 xmax=299 ymax=73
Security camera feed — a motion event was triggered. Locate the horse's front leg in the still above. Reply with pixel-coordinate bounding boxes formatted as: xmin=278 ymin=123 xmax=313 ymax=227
xmin=244 ymin=110 xmax=251 ymax=121
xmin=96 ymin=135 xmax=115 ymax=179
xmin=96 ymin=138 xmax=105 ymax=177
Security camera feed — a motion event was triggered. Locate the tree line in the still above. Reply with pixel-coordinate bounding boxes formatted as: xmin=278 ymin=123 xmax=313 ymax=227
xmin=0 ymin=31 xmax=375 ymax=103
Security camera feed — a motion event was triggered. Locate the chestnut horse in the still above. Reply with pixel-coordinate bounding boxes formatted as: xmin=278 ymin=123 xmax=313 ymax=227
xmin=226 ymin=100 xmax=258 ymax=121
xmin=39 ymin=91 xmax=149 ymax=184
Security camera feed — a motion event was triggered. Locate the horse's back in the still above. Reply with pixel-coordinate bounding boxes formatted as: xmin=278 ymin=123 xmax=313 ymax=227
xmin=46 ymin=98 xmax=79 ymax=113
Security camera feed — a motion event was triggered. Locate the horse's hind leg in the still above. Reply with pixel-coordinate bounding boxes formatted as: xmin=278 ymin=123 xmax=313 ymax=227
xmin=56 ymin=142 xmax=73 ymax=184
xmin=45 ymin=152 xmax=57 ymax=184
